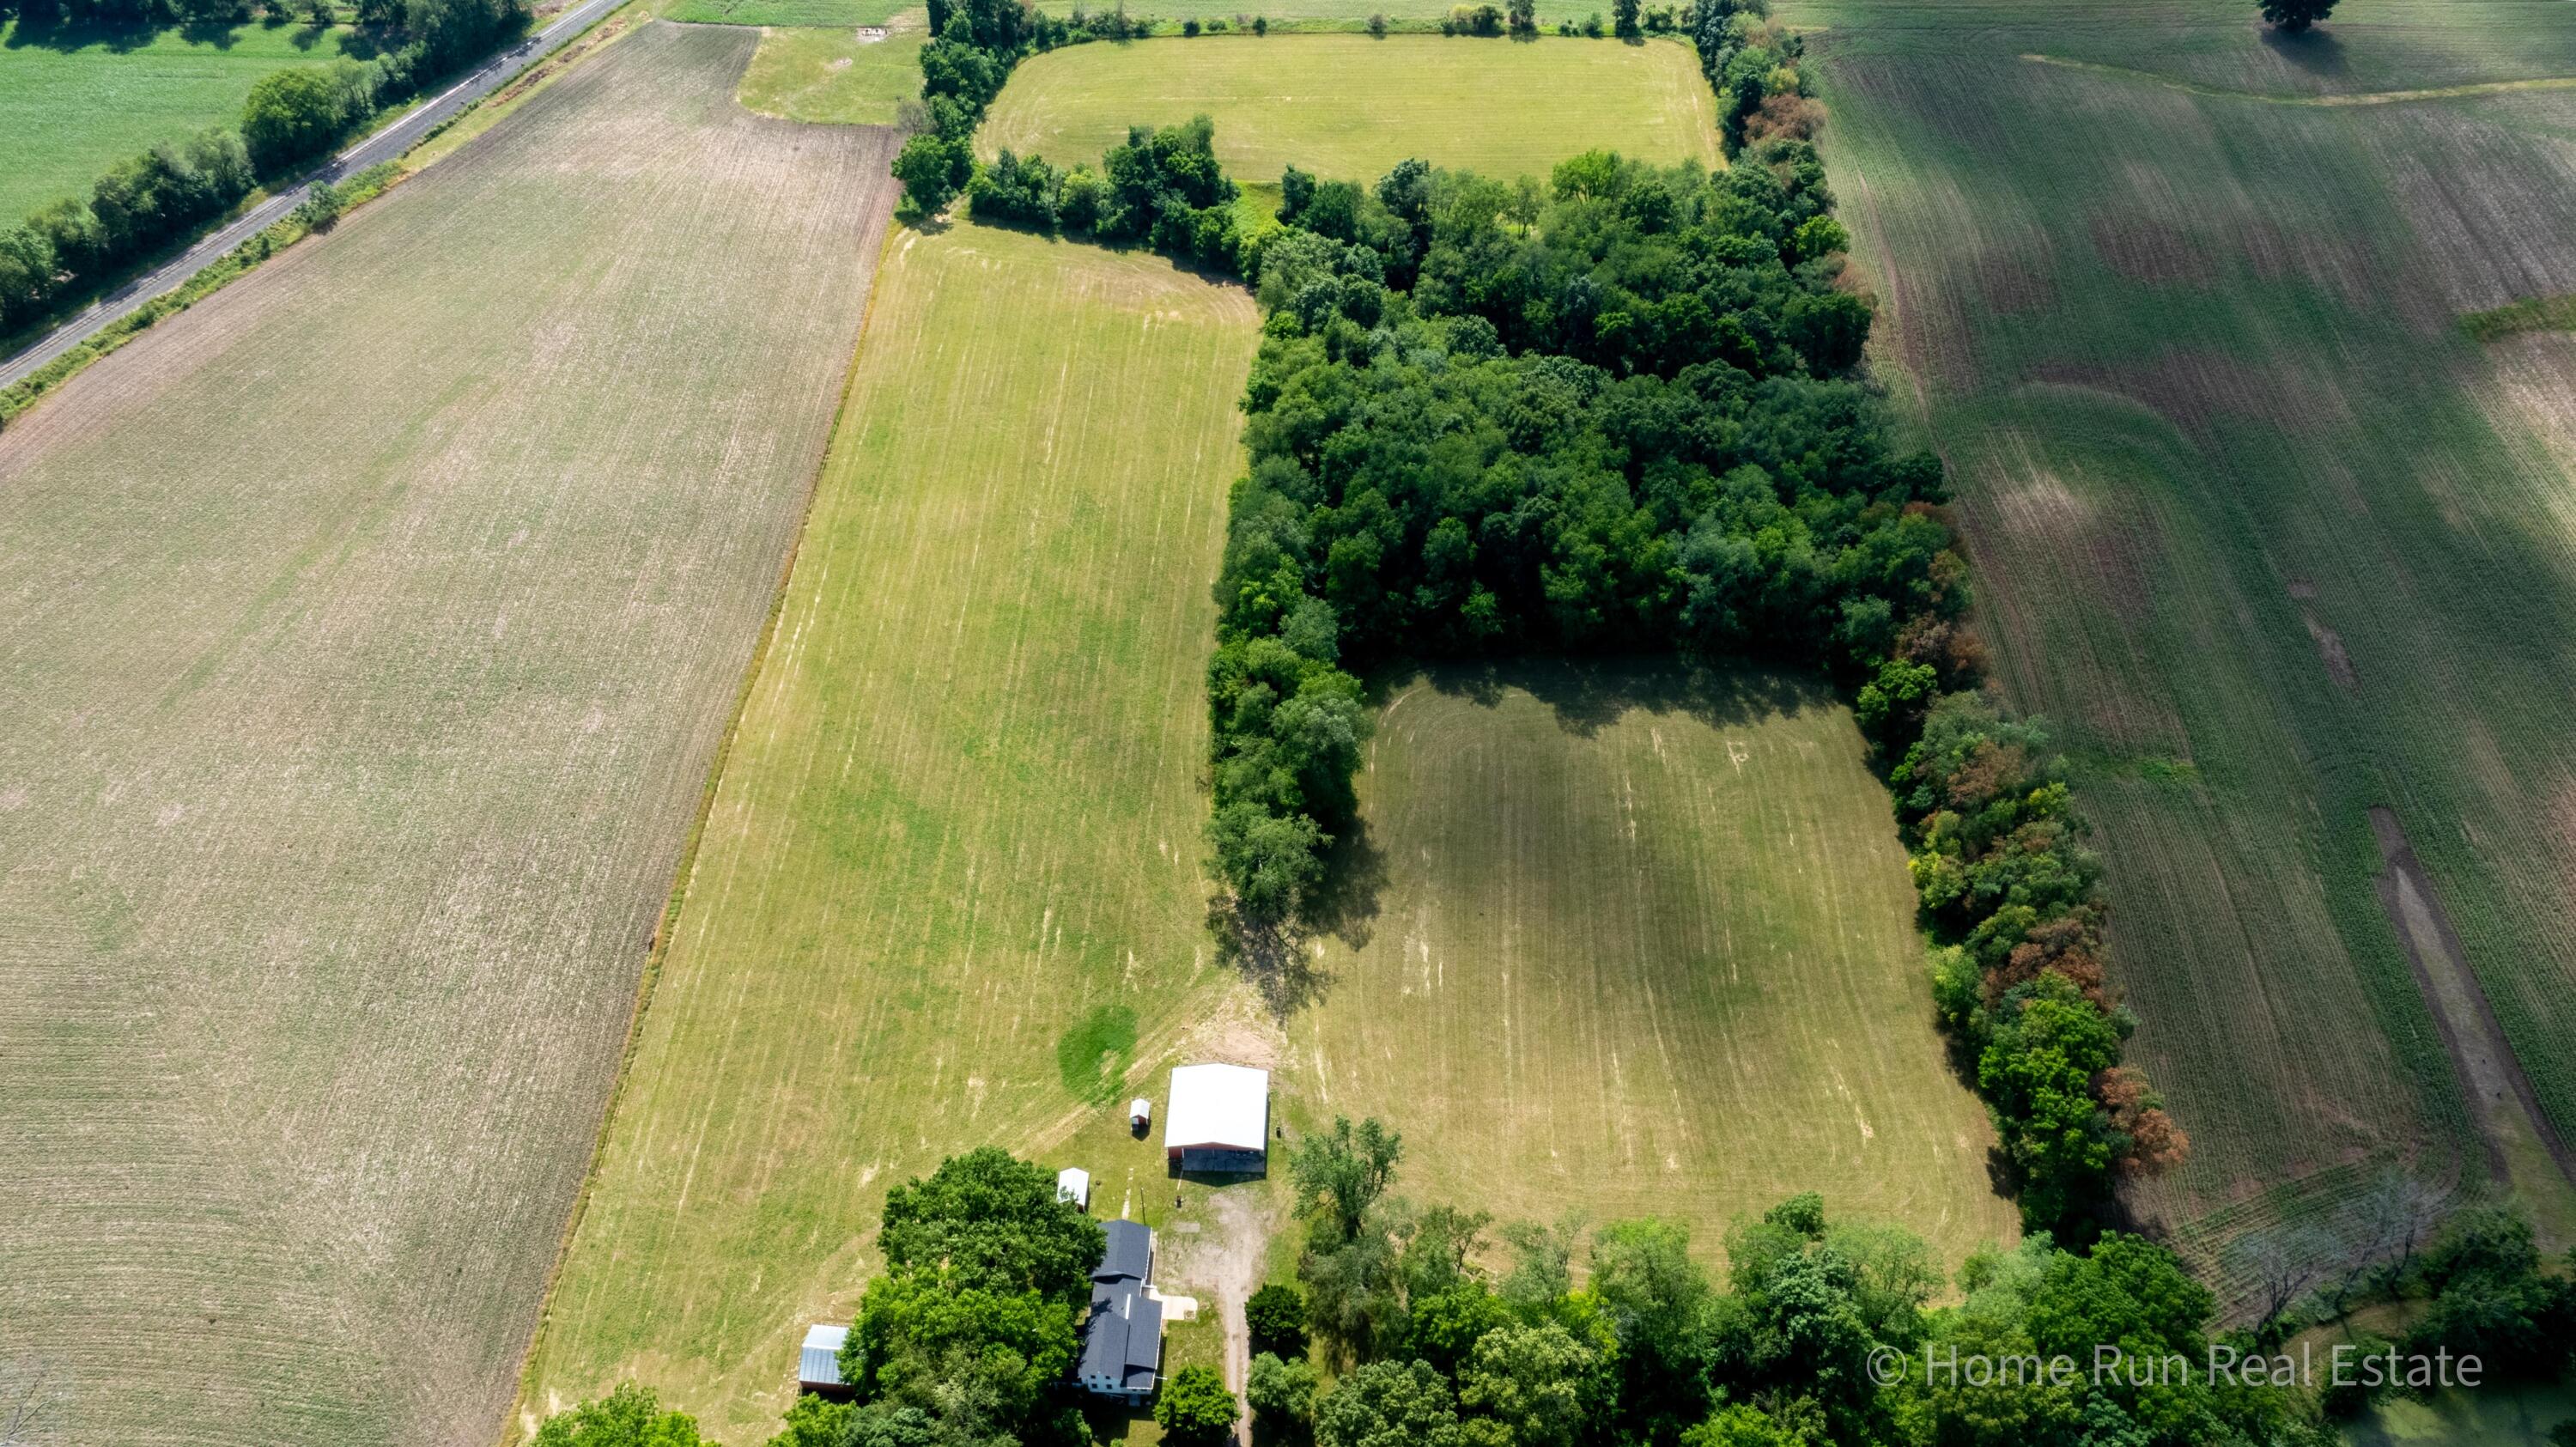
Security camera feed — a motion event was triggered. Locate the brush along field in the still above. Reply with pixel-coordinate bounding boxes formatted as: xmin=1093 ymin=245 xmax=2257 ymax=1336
xmin=1291 ymin=663 xmax=2017 ymax=1264
xmin=1789 ymin=0 xmax=2576 ymax=1303
xmin=0 ymin=18 xmax=356 ymax=221
xmin=0 ymin=23 xmax=897 ymax=1447
xmin=980 ymin=33 xmax=1719 ymax=184
xmin=516 ymin=221 xmax=1260 ymax=1446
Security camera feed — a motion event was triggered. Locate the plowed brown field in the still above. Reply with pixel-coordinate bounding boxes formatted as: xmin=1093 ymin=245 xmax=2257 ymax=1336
xmin=0 ymin=24 xmax=896 ymax=1445
xmin=1792 ymin=0 xmax=2576 ymax=1307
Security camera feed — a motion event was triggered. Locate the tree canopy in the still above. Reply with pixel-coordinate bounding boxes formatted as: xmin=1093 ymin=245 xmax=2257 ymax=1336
xmin=828 ymin=1149 xmax=1103 ymax=1447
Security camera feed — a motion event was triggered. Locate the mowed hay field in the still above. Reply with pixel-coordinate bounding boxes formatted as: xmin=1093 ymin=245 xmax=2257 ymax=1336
xmin=0 ymin=24 xmax=896 ymax=1447
xmin=518 ymin=222 xmax=1258 ymax=1446
xmin=1789 ymin=0 xmax=2576 ymax=1300
xmin=736 ymin=13 xmax=928 ymax=125
xmin=1295 ymin=665 xmax=2017 ymax=1265
xmin=0 ymin=19 xmax=355 ymax=219
xmin=980 ymin=34 xmax=1720 ymax=183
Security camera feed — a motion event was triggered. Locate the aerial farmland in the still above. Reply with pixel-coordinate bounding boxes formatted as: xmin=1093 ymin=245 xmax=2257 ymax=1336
xmin=3 ymin=0 xmax=2576 ymax=1438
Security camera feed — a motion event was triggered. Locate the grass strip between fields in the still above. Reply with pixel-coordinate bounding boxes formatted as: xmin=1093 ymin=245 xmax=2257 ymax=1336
xmin=2019 ymin=51 xmax=2576 ymax=106
xmin=2464 ymin=293 xmax=2576 ymax=344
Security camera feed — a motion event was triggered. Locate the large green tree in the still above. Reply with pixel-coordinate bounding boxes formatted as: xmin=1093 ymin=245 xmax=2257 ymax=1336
xmin=534 ymin=1383 xmax=715 ymax=1447
xmin=876 ymin=1146 xmax=1104 ymax=1298
xmin=2258 ymin=0 xmax=2335 ymax=29
xmin=1155 ymin=1364 xmax=1242 ymax=1444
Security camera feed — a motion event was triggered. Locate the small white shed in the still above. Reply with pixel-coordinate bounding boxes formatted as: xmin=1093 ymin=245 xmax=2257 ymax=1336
xmin=1129 ymin=1097 xmax=1153 ymax=1130
xmin=1057 ymin=1166 xmax=1092 ymax=1210
xmin=799 ymin=1322 xmax=850 ymax=1397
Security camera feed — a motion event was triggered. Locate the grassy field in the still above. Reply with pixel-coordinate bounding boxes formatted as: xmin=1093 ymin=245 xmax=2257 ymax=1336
xmin=1028 ymin=0 xmax=1483 ymax=23
xmin=1291 ymin=663 xmax=2018 ymax=1266
xmin=515 ymin=220 xmax=1261 ymax=1447
xmin=664 ymin=0 xmax=910 ymax=27
xmin=0 ymin=24 xmax=897 ymax=1447
xmin=736 ymin=9 xmax=926 ymax=124
xmin=980 ymin=33 xmax=1719 ymax=183
xmin=1788 ymin=0 xmax=2576 ymax=1304
xmin=0 ymin=18 xmax=359 ymax=219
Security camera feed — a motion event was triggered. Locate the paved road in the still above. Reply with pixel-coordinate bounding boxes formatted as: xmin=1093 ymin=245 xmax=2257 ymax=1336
xmin=0 ymin=0 xmax=629 ymax=392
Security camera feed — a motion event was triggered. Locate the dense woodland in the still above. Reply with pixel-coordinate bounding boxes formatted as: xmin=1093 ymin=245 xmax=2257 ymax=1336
xmin=0 ymin=0 xmax=528 ymax=338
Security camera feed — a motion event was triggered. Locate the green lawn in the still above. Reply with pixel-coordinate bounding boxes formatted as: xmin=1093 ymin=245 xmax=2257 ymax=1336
xmin=664 ymin=0 xmax=912 ymax=26
xmin=1293 ymin=663 xmax=2019 ymax=1268
xmin=0 ymin=23 xmax=899 ymax=1447
xmin=0 ymin=18 xmax=357 ymax=220
xmin=980 ymin=33 xmax=1719 ymax=184
xmin=1789 ymin=0 xmax=2576 ymax=1306
xmin=517 ymin=220 xmax=1261 ymax=1447
xmin=735 ymin=12 xmax=926 ymax=124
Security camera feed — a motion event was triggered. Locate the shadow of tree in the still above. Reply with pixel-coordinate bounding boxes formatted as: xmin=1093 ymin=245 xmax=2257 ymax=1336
xmin=2258 ymin=23 xmax=2346 ymax=79
xmin=1207 ymin=893 xmax=1339 ymax=1021
xmin=1419 ymin=654 xmax=1828 ymax=739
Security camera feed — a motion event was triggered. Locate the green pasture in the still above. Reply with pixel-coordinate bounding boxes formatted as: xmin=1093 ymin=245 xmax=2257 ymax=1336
xmin=1790 ymin=0 xmax=2576 ymax=1304
xmin=663 ymin=0 xmax=911 ymax=27
xmin=1294 ymin=663 xmax=2020 ymax=1270
xmin=736 ymin=11 xmax=927 ymax=124
xmin=980 ymin=33 xmax=1718 ymax=184
xmin=519 ymin=220 xmax=1261 ymax=1447
xmin=0 ymin=17 xmax=356 ymax=219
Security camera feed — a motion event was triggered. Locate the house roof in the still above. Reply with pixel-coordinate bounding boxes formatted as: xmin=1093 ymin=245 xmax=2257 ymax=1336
xmin=1095 ymin=1218 xmax=1151 ymax=1283
xmin=1079 ymin=1278 xmax=1163 ymax=1391
xmin=1163 ymin=1063 xmax=1268 ymax=1153
xmin=799 ymin=1323 xmax=848 ymax=1386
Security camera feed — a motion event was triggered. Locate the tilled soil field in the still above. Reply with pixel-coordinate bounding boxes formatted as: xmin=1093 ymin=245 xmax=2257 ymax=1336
xmin=0 ymin=24 xmax=896 ymax=1445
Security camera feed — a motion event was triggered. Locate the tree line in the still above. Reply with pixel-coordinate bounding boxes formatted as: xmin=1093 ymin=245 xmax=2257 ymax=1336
xmin=964 ymin=118 xmax=1246 ymax=273
xmin=0 ymin=0 xmax=527 ymax=340
xmin=529 ymin=1140 xmax=2576 ymax=1447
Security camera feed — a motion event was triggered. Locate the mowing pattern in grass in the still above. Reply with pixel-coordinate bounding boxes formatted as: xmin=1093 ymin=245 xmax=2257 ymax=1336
xmin=1794 ymin=0 xmax=2576 ymax=1302
xmin=518 ymin=222 xmax=1258 ymax=1447
xmin=0 ymin=19 xmax=355 ymax=220
xmin=736 ymin=14 xmax=926 ymax=125
xmin=1291 ymin=664 xmax=2017 ymax=1268
xmin=980 ymin=34 xmax=1719 ymax=184
xmin=0 ymin=24 xmax=896 ymax=1446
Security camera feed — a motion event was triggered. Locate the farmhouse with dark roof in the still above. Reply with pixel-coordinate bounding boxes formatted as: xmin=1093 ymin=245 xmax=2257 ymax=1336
xmin=1077 ymin=1219 xmax=1162 ymax=1403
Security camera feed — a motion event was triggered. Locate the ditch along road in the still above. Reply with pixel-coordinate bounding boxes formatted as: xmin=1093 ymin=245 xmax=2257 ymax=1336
xmin=0 ymin=0 xmax=628 ymax=392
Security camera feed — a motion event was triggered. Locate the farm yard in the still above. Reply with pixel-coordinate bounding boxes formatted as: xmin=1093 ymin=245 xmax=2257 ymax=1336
xmin=0 ymin=17 xmax=356 ymax=220
xmin=516 ymin=220 xmax=1261 ymax=1447
xmin=1293 ymin=663 xmax=2018 ymax=1267
xmin=1791 ymin=0 xmax=2576 ymax=1298
xmin=977 ymin=33 xmax=1720 ymax=184
xmin=0 ymin=22 xmax=897 ymax=1447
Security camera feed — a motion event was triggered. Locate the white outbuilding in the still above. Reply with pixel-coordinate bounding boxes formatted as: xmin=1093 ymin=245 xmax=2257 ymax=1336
xmin=798 ymin=1322 xmax=851 ymax=1398
xmin=1057 ymin=1166 xmax=1092 ymax=1211
xmin=1163 ymin=1062 xmax=1270 ymax=1172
